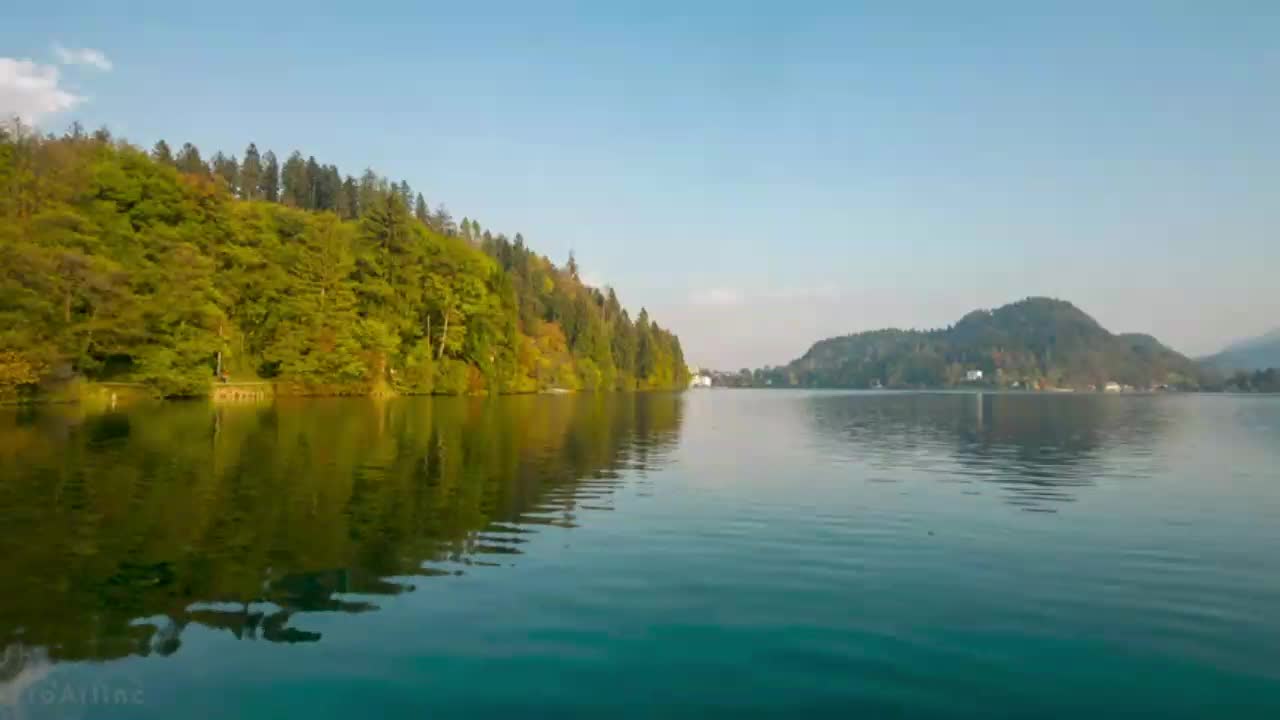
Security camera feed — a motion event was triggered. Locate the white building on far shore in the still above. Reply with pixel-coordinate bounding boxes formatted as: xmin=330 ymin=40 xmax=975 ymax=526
xmin=688 ymin=366 xmax=712 ymax=388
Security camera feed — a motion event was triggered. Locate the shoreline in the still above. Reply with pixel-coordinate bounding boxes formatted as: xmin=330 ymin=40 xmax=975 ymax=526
xmin=1 ymin=380 xmax=689 ymax=407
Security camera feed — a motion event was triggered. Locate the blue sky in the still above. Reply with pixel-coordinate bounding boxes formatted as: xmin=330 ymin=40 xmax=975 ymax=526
xmin=3 ymin=1 xmax=1277 ymax=367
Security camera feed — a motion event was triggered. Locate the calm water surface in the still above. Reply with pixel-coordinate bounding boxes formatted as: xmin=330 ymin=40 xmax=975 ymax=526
xmin=1 ymin=391 xmax=1278 ymax=718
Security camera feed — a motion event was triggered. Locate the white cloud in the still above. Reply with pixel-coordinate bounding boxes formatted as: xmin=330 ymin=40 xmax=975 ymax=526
xmin=53 ymin=44 xmax=112 ymax=71
xmin=0 ymin=58 xmax=83 ymax=124
xmin=689 ymin=287 xmax=745 ymax=307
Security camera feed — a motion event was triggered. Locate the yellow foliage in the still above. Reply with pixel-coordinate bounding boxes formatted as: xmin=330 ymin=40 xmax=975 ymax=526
xmin=0 ymin=352 xmax=45 ymax=398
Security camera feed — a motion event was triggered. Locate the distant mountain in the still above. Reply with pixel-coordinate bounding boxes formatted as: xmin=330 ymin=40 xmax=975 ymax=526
xmin=768 ymin=297 xmax=1203 ymax=390
xmin=1201 ymin=329 xmax=1280 ymax=372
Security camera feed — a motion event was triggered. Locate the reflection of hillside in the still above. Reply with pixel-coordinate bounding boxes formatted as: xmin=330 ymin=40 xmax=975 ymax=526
xmin=805 ymin=392 xmax=1170 ymax=509
xmin=0 ymin=393 xmax=683 ymax=665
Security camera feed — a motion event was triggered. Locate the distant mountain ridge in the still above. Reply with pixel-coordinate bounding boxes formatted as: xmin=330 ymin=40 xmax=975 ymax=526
xmin=1201 ymin=329 xmax=1280 ymax=372
xmin=768 ymin=297 xmax=1203 ymax=390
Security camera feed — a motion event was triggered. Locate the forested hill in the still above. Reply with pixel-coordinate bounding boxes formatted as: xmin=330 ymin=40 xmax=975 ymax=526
xmin=0 ymin=122 xmax=689 ymax=398
xmin=763 ymin=297 xmax=1204 ymax=390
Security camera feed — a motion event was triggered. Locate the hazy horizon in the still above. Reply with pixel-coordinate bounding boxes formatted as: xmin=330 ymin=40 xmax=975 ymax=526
xmin=5 ymin=2 xmax=1277 ymax=369
xmin=664 ymin=291 xmax=1280 ymax=371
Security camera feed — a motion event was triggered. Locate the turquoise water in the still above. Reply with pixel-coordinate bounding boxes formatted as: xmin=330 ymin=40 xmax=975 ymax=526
xmin=1 ymin=391 xmax=1278 ymax=718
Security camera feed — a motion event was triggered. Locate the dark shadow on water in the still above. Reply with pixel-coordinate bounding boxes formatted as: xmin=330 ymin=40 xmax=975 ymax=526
xmin=0 ymin=393 xmax=684 ymax=667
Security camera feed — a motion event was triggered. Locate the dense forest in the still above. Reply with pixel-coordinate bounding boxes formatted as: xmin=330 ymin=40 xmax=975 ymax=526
xmin=0 ymin=121 xmax=688 ymax=399
xmin=751 ymin=297 xmax=1208 ymax=390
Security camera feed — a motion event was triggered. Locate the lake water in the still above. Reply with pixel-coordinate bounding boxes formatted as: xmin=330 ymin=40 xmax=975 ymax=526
xmin=1 ymin=391 xmax=1278 ymax=718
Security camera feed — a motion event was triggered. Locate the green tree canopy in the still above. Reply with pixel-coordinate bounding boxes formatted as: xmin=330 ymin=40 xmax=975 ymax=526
xmin=0 ymin=123 xmax=690 ymax=399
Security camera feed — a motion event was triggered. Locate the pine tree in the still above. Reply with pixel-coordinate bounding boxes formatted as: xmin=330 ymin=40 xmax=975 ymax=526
xmin=211 ymin=152 xmax=239 ymax=194
xmin=175 ymin=143 xmax=207 ymax=175
xmin=414 ymin=193 xmax=429 ymax=224
xmin=260 ymin=150 xmax=280 ymax=202
xmin=567 ymin=251 xmax=580 ymax=281
xmin=361 ymin=191 xmax=414 ymax=255
xmin=281 ymin=151 xmax=308 ymax=208
xmin=323 ymin=166 xmax=340 ymax=211
xmin=357 ymin=169 xmax=381 ymax=214
xmin=604 ymin=287 xmax=621 ymax=324
xmin=240 ymin=143 xmax=262 ymax=200
xmin=338 ymin=175 xmax=358 ymax=219
xmin=305 ymin=156 xmax=322 ymax=210
xmin=151 ymin=140 xmax=174 ymax=166
xmin=635 ymin=307 xmax=655 ymax=382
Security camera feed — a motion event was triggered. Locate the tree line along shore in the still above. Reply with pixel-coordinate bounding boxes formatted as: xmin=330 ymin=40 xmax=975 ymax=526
xmin=0 ymin=121 xmax=690 ymax=402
